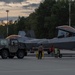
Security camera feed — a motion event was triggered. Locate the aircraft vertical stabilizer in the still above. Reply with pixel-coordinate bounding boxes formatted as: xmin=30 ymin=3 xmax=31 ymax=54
xmin=18 ymin=31 xmax=26 ymax=37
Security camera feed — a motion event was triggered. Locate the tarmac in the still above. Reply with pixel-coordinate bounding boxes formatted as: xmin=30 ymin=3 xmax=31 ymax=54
xmin=0 ymin=50 xmax=75 ymax=75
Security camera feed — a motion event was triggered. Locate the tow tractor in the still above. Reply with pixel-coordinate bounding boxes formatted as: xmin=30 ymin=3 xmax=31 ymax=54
xmin=0 ymin=38 xmax=27 ymax=59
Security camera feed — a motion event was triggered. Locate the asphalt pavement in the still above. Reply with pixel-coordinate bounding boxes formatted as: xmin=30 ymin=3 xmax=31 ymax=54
xmin=0 ymin=50 xmax=75 ymax=75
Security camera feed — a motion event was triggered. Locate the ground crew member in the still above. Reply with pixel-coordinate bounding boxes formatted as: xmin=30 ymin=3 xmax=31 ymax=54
xmin=54 ymin=48 xmax=59 ymax=58
xmin=49 ymin=45 xmax=55 ymax=56
xmin=54 ymin=48 xmax=61 ymax=58
xmin=38 ymin=44 xmax=44 ymax=59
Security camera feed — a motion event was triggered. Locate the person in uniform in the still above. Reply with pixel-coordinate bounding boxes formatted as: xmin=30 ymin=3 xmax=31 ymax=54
xmin=38 ymin=44 xmax=44 ymax=59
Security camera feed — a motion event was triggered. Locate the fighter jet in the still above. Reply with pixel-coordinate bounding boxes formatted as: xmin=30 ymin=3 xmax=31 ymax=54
xmin=6 ymin=25 xmax=75 ymax=53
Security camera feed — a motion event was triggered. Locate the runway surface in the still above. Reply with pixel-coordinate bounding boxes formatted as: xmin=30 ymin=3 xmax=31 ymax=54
xmin=0 ymin=51 xmax=75 ymax=75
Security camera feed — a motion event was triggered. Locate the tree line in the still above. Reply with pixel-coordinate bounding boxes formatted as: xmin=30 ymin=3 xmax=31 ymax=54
xmin=0 ymin=0 xmax=75 ymax=38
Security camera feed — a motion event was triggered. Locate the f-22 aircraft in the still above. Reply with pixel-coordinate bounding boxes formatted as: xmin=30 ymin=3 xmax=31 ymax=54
xmin=6 ymin=25 xmax=75 ymax=53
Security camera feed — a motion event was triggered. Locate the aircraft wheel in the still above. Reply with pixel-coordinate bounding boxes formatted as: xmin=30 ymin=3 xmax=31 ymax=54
xmin=25 ymin=52 xmax=27 ymax=56
xmin=47 ymin=51 xmax=50 ymax=54
xmin=59 ymin=54 xmax=62 ymax=58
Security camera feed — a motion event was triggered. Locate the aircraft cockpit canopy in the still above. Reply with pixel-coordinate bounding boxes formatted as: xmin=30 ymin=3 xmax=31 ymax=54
xmin=56 ymin=25 xmax=75 ymax=38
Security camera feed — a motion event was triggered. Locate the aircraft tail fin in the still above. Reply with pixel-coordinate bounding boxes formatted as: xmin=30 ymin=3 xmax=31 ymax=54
xmin=18 ymin=30 xmax=35 ymax=38
xmin=26 ymin=30 xmax=35 ymax=38
xmin=18 ymin=31 xmax=26 ymax=37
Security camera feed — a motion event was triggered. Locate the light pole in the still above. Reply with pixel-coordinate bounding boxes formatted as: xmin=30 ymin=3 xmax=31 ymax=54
xmin=6 ymin=10 xmax=9 ymax=36
xmin=69 ymin=0 xmax=71 ymax=26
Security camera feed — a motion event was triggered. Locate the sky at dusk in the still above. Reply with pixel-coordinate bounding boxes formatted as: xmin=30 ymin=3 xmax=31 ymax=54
xmin=0 ymin=0 xmax=44 ymax=21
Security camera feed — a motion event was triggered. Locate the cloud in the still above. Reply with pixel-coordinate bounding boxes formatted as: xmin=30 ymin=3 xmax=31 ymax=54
xmin=0 ymin=16 xmax=18 ymax=22
xmin=23 ymin=3 xmax=39 ymax=9
xmin=0 ymin=0 xmax=26 ymax=3
xmin=0 ymin=0 xmax=43 ymax=21
xmin=26 ymin=0 xmax=42 ymax=4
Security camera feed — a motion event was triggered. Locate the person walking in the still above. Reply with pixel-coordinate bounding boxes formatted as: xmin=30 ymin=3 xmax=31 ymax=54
xmin=38 ymin=44 xmax=44 ymax=59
